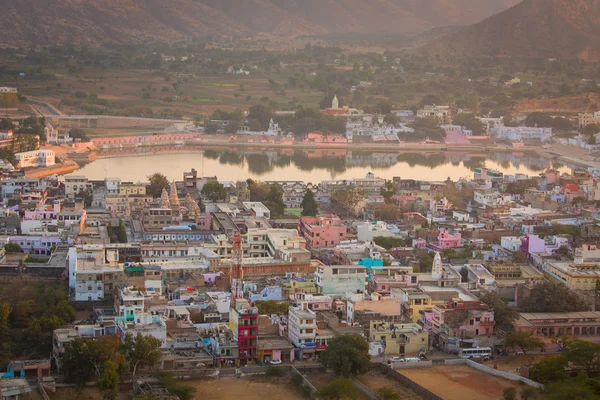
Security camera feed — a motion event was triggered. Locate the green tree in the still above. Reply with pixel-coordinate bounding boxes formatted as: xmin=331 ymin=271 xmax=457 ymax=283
xmin=147 ymin=173 xmax=169 ymax=198
xmin=263 ymin=184 xmax=286 ymax=218
xmin=300 ymin=189 xmax=319 ymax=216
xmin=566 ymin=341 xmax=600 ymax=375
xmin=60 ymin=338 xmax=97 ymax=386
xmin=117 ymin=219 xmax=127 ymax=243
xmin=512 ymin=250 xmax=528 ymax=263
xmin=121 ymin=332 xmax=162 ymax=376
xmin=320 ymin=335 xmax=371 ymax=377
xmin=77 ymin=188 xmax=93 ymax=207
xmin=376 ymin=387 xmax=401 ymax=400
xmin=156 ymin=371 xmax=196 ymax=400
xmin=519 ymin=281 xmax=588 ymax=313
xmin=98 ymin=361 xmax=120 ymax=400
xmin=373 ymin=236 xmax=406 ymax=250
xmin=379 ymin=181 xmax=396 ymax=203
xmin=530 ymin=355 xmax=569 ymax=384
xmin=503 ymin=387 xmax=517 ymax=400
xmin=545 ymin=380 xmax=596 ymax=400
xmin=520 ymin=387 xmax=538 ymax=400
xmin=557 ymin=245 xmax=569 ymax=256
xmin=453 ymin=113 xmax=486 ymax=136
xmin=503 ymin=331 xmax=544 ymax=355
xmin=319 ymin=378 xmax=360 ymax=400
xmin=3 ymin=242 xmax=22 ymax=253
xmin=254 ymin=300 xmax=289 ymax=315
xmin=201 ymin=181 xmax=227 ymax=202
xmin=480 ymin=292 xmax=519 ymax=332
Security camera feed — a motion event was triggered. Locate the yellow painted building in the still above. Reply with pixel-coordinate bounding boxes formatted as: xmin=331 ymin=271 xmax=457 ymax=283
xmin=544 ymin=261 xmax=600 ymax=290
xmin=119 ymin=184 xmax=146 ymax=196
xmin=368 ymin=320 xmax=428 ymax=356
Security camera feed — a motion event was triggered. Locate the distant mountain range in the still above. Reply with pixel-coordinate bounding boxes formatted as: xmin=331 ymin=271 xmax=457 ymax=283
xmin=0 ymin=0 xmax=519 ymax=46
xmin=424 ymin=0 xmax=600 ymax=61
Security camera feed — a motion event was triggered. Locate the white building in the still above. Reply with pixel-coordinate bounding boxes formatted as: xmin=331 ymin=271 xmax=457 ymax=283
xmin=65 ymin=175 xmax=93 ymax=198
xmin=45 ymin=123 xmax=72 ymax=145
xmin=288 ymin=305 xmax=317 ymax=347
xmin=105 ymin=178 xmax=121 ymax=195
xmin=355 ymin=221 xmax=400 ymax=242
xmin=493 ymin=126 xmax=552 ymax=142
xmin=416 ymin=105 xmax=451 ymax=123
xmin=501 ymin=236 xmax=522 ymax=252
xmin=474 ymin=189 xmax=512 ymax=206
xmin=15 ymin=150 xmax=55 ymax=168
xmin=68 ymin=244 xmax=124 ymax=301
xmin=242 ymin=202 xmax=271 ymax=219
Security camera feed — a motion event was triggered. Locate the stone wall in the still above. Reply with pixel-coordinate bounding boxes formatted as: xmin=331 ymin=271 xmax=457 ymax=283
xmin=465 ymin=359 xmax=543 ymax=389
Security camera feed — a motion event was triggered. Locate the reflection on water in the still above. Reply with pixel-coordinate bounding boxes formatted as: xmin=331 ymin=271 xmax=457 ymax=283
xmin=73 ymin=146 xmax=570 ymax=183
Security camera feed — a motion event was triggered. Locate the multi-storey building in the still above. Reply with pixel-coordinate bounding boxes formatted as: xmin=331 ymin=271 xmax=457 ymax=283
xmin=314 ymin=264 xmax=367 ymax=294
xmin=368 ymin=320 xmax=428 ymax=356
xmin=68 ymin=244 xmax=126 ymax=301
xmin=229 ymin=299 xmax=259 ymax=365
xmin=416 ymin=105 xmax=451 ymax=123
xmin=288 ymin=305 xmax=317 ymax=358
xmin=514 ymin=311 xmax=600 ymax=337
xmin=142 ymin=208 xmax=173 ymax=230
xmin=65 ymin=176 xmax=93 ymax=198
xmin=298 ymin=214 xmax=347 ymax=250
xmin=15 ymin=150 xmax=54 ymax=168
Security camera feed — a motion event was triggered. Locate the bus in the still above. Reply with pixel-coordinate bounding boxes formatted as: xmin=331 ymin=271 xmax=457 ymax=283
xmin=458 ymin=347 xmax=492 ymax=360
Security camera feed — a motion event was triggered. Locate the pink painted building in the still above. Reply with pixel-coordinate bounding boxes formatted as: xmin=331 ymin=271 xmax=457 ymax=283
xmin=430 ymin=229 xmax=462 ymax=250
xmin=302 ymin=132 xmax=347 ymax=145
xmin=91 ymin=132 xmax=201 ymax=146
xmin=371 ymin=273 xmax=417 ymax=294
xmin=195 ymin=212 xmax=212 ymax=231
xmin=298 ymin=214 xmax=347 ymax=250
xmin=290 ymin=293 xmax=333 ymax=311
xmin=23 ymin=201 xmax=60 ymax=221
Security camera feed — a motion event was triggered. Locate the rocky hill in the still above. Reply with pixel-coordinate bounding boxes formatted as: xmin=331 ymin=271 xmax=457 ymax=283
xmin=424 ymin=0 xmax=600 ymax=61
xmin=0 ymin=0 xmax=518 ymax=46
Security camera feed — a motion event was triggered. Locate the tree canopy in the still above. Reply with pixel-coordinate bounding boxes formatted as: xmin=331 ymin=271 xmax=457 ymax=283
xmin=147 ymin=172 xmax=169 ymax=198
xmin=480 ymin=292 xmax=519 ymax=332
xmin=263 ymin=184 xmax=286 ymax=218
xmin=503 ymin=331 xmax=544 ymax=355
xmin=300 ymin=189 xmax=318 ymax=216
xmin=121 ymin=332 xmax=163 ymax=376
xmin=519 ymin=281 xmax=588 ymax=313
xmin=201 ymin=180 xmax=227 ymax=202
xmin=453 ymin=113 xmax=486 ymax=136
xmin=320 ymin=334 xmax=371 ymax=377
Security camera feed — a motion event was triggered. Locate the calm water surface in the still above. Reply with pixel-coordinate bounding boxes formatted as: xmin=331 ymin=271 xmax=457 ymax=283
xmin=72 ymin=147 xmax=570 ymax=183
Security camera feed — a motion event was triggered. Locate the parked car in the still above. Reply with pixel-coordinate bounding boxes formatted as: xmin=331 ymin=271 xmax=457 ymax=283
xmin=269 ymin=359 xmax=282 ymax=365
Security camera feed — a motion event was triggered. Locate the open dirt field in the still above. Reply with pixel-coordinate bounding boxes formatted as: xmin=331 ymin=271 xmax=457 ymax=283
xmin=516 ymin=93 xmax=600 ymax=114
xmin=28 ymin=68 xmax=324 ymax=119
xmin=185 ymin=377 xmax=309 ymax=400
xmin=399 ymin=365 xmax=528 ymax=400
xmin=356 ymin=370 xmax=423 ymax=400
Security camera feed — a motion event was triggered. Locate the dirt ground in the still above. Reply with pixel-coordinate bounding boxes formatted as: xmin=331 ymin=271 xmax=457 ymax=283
xmin=356 ymin=370 xmax=423 ymax=400
xmin=516 ymin=93 xmax=600 ymax=114
xmin=399 ymin=365 xmax=531 ymax=400
xmin=186 ymin=377 xmax=309 ymax=400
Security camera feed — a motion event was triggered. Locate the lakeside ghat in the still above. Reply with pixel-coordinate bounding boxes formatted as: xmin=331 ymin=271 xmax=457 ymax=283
xmin=71 ymin=147 xmax=570 ymax=182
